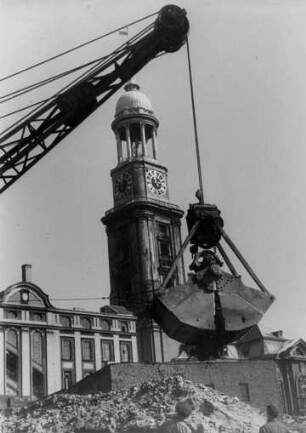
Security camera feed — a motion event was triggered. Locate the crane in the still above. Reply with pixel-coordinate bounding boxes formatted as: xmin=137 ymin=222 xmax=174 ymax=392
xmin=0 ymin=5 xmax=189 ymax=194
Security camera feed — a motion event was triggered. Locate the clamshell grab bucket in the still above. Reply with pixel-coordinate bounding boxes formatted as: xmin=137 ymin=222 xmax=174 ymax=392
xmin=150 ymin=271 xmax=274 ymax=347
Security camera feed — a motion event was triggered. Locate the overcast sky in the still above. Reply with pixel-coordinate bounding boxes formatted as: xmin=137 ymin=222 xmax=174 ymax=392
xmin=0 ymin=0 xmax=306 ymax=341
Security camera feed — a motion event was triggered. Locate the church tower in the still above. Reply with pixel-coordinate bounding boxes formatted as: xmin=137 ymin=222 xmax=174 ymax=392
xmin=102 ymin=81 xmax=185 ymax=362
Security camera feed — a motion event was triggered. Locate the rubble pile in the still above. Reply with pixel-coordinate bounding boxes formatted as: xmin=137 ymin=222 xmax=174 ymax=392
xmin=0 ymin=375 xmax=268 ymax=433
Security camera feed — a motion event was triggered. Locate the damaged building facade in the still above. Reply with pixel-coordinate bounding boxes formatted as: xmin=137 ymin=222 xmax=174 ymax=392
xmin=0 ymin=264 xmax=138 ymax=405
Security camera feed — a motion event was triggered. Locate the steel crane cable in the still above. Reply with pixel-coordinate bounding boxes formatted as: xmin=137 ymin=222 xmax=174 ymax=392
xmin=0 ymin=10 xmax=157 ymax=121
xmin=0 ymin=45 xmax=167 ymax=121
xmin=0 ymin=58 xmax=111 ymax=120
xmin=0 ymin=50 xmax=167 ymax=108
xmin=0 ymin=11 xmax=157 ymax=83
xmin=0 ymin=16 xmax=154 ymax=106
xmin=186 ymin=36 xmax=205 ymax=204
xmin=0 ymin=99 xmax=52 ymax=120
xmin=0 ymin=21 xmax=154 ymax=138
xmin=0 ymin=22 xmax=153 ymax=120
xmin=0 ymin=55 xmax=109 ymax=104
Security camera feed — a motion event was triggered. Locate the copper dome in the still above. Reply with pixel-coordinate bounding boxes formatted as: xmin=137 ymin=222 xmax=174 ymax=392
xmin=115 ymin=81 xmax=154 ymax=118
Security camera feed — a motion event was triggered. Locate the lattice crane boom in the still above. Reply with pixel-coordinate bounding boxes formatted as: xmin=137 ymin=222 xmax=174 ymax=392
xmin=0 ymin=5 xmax=189 ymax=194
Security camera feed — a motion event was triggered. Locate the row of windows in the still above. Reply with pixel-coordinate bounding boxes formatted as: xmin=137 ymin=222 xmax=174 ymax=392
xmin=3 ymin=310 xmax=131 ymax=332
xmin=59 ymin=315 xmax=130 ymax=332
xmin=61 ymin=338 xmax=133 ymax=363
xmin=4 ymin=310 xmax=46 ymax=321
xmin=5 ymin=330 xmax=133 ymax=364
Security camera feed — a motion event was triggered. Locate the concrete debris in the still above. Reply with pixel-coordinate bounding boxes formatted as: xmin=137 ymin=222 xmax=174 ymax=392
xmin=0 ymin=375 xmax=299 ymax=433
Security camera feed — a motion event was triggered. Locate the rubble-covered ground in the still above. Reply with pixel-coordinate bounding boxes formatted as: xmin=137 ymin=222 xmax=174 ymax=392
xmin=0 ymin=375 xmax=304 ymax=433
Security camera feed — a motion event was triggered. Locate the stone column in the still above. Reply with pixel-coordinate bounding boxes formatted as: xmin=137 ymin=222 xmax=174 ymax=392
xmin=116 ymin=133 xmax=122 ymax=163
xmin=21 ymin=327 xmax=31 ymax=397
xmin=172 ymin=218 xmax=186 ymax=284
xmin=74 ymin=332 xmax=82 ymax=382
xmin=135 ymin=210 xmax=156 ymax=305
xmin=94 ymin=333 xmax=102 ymax=371
xmin=152 ymin=323 xmax=164 ymax=363
xmin=136 ymin=314 xmax=155 ymax=363
xmin=0 ymin=328 xmax=4 ymax=394
xmin=46 ymin=330 xmax=62 ymax=394
xmin=131 ymin=336 xmax=139 ymax=363
xmin=152 ymin=129 xmax=158 ymax=159
xmin=113 ymin=335 xmax=120 ymax=363
xmin=125 ymin=125 xmax=132 ymax=159
xmin=140 ymin=123 xmax=147 ymax=156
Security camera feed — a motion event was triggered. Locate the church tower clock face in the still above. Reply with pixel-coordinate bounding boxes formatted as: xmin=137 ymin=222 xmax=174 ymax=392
xmin=146 ymin=169 xmax=167 ymax=197
xmin=113 ymin=172 xmax=132 ymax=199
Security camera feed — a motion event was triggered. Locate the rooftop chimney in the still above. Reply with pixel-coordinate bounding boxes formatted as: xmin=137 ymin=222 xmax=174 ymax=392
xmin=272 ymin=330 xmax=283 ymax=338
xmin=21 ymin=264 xmax=32 ymax=283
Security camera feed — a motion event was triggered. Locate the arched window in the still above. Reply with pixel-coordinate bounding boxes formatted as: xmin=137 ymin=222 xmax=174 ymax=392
xmin=100 ymin=319 xmax=111 ymax=331
xmin=101 ymin=340 xmax=114 ymax=363
xmin=32 ymin=331 xmax=43 ymax=365
xmin=120 ymin=341 xmax=132 ymax=362
xmin=60 ymin=315 xmax=73 ymax=328
xmin=5 ymin=328 xmax=20 ymax=395
xmin=80 ymin=317 xmax=92 ymax=329
xmin=7 ymin=329 xmax=18 ymax=349
xmin=119 ymin=321 xmax=129 ymax=333
xmin=31 ymin=331 xmax=46 ymax=399
xmin=61 ymin=338 xmax=74 ymax=361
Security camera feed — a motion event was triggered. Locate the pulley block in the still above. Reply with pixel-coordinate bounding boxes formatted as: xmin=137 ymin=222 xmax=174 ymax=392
xmin=186 ymin=203 xmax=224 ymax=249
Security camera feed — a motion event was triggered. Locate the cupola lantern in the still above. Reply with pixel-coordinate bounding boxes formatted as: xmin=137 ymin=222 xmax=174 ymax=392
xmin=112 ymin=81 xmax=159 ymax=163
